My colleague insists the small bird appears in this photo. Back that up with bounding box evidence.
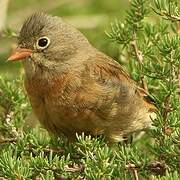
[8,13,156,143]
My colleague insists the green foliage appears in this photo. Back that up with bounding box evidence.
[0,77,30,139]
[0,147,32,179]
[106,0,149,46]
[153,0,180,21]
[0,0,179,179]
[107,0,180,178]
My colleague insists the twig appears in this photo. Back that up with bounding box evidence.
[43,146,65,154]
[28,143,65,155]
[0,0,9,31]
[125,164,139,180]
[131,34,148,92]
[132,169,139,180]
[152,8,180,22]
[161,50,177,133]
[147,161,168,176]
[162,94,171,121]
[125,161,168,177]
[64,164,84,173]
[0,138,17,144]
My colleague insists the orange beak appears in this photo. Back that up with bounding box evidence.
[7,48,33,61]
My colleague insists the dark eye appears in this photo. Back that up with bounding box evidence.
[36,37,50,49]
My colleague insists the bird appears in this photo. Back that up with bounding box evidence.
[8,13,156,143]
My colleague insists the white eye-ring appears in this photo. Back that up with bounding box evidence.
[36,36,50,50]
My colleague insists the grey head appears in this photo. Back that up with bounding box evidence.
[16,13,92,76]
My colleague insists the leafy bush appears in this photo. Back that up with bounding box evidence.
[0,0,179,179]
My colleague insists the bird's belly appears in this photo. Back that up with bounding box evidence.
[43,101,105,137]
[28,86,154,143]
[43,98,152,140]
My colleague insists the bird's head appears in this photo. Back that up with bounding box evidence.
[8,13,91,76]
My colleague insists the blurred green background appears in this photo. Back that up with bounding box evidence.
[0,0,129,78]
